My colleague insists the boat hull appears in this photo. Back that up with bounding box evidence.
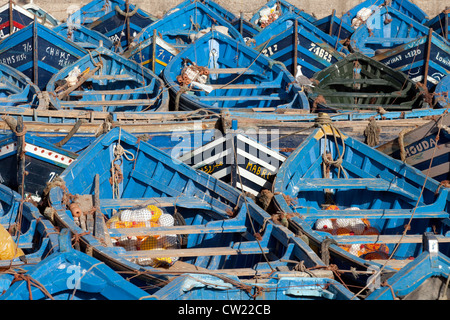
[0,22,87,90]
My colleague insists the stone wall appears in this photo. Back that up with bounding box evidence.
[20,0,449,23]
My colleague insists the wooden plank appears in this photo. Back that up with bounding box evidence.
[108,223,247,237]
[299,208,448,220]
[99,197,212,209]
[121,245,269,259]
[295,178,401,192]
[57,66,101,100]
[196,95,281,101]
[208,68,256,75]
[323,79,395,86]
[90,74,136,81]
[315,91,408,98]
[94,174,114,247]
[333,234,450,244]
[69,88,155,95]
[207,83,279,90]
[369,259,413,269]
[61,99,157,106]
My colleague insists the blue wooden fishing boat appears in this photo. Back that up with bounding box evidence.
[307,52,426,112]
[163,0,261,39]
[249,0,316,29]
[0,108,221,158]
[0,228,154,300]
[273,116,450,297]
[313,10,354,43]
[0,117,78,199]
[22,3,59,27]
[164,0,236,26]
[178,131,286,197]
[349,6,431,57]
[124,2,244,76]
[250,13,349,78]
[426,8,450,43]
[230,16,262,40]
[152,272,357,300]
[162,31,309,112]
[373,29,450,91]
[341,0,428,28]
[0,183,59,269]
[0,62,41,108]
[365,235,450,300]
[435,74,450,108]
[376,112,450,183]
[0,21,87,90]
[0,1,57,39]
[86,0,157,51]
[66,0,125,26]
[46,46,169,112]
[53,22,114,50]
[47,126,329,289]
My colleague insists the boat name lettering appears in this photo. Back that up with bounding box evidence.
[46,46,71,61]
[384,48,422,66]
[404,37,426,50]
[245,162,271,180]
[109,34,121,43]
[435,52,450,67]
[384,54,402,66]
[0,27,20,39]
[404,49,422,60]
[404,137,437,158]
[0,52,27,65]
[199,162,223,174]
[308,43,332,63]
[261,44,278,57]
[23,43,32,52]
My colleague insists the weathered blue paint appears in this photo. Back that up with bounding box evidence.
[273,122,450,292]
[152,273,357,300]
[366,246,450,300]
[426,9,450,42]
[0,131,77,197]
[125,2,244,76]
[162,31,308,112]
[373,32,450,90]
[0,22,87,90]
[313,12,354,42]
[66,0,124,25]
[341,0,428,27]
[251,14,348,78]
[46,46,169,112]
[350,6,431,57]
[0,183,59,269]
[0,62,41,108]
[23,3,60,27]
[435,74,450,108]
[250,0,316,28]
[87,1,157,51]
[48,126,327,288]
[0,228,153,300]
[53,22,114,50]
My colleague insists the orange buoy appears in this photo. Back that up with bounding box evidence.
[69,203,82,218]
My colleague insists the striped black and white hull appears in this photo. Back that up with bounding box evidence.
[179,133,286,196]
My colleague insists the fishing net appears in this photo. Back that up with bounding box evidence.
[314,205,389,258]
[106,205,178,267]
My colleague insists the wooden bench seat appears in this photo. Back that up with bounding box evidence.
[108,223,246,237]
[121,245,269,259]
